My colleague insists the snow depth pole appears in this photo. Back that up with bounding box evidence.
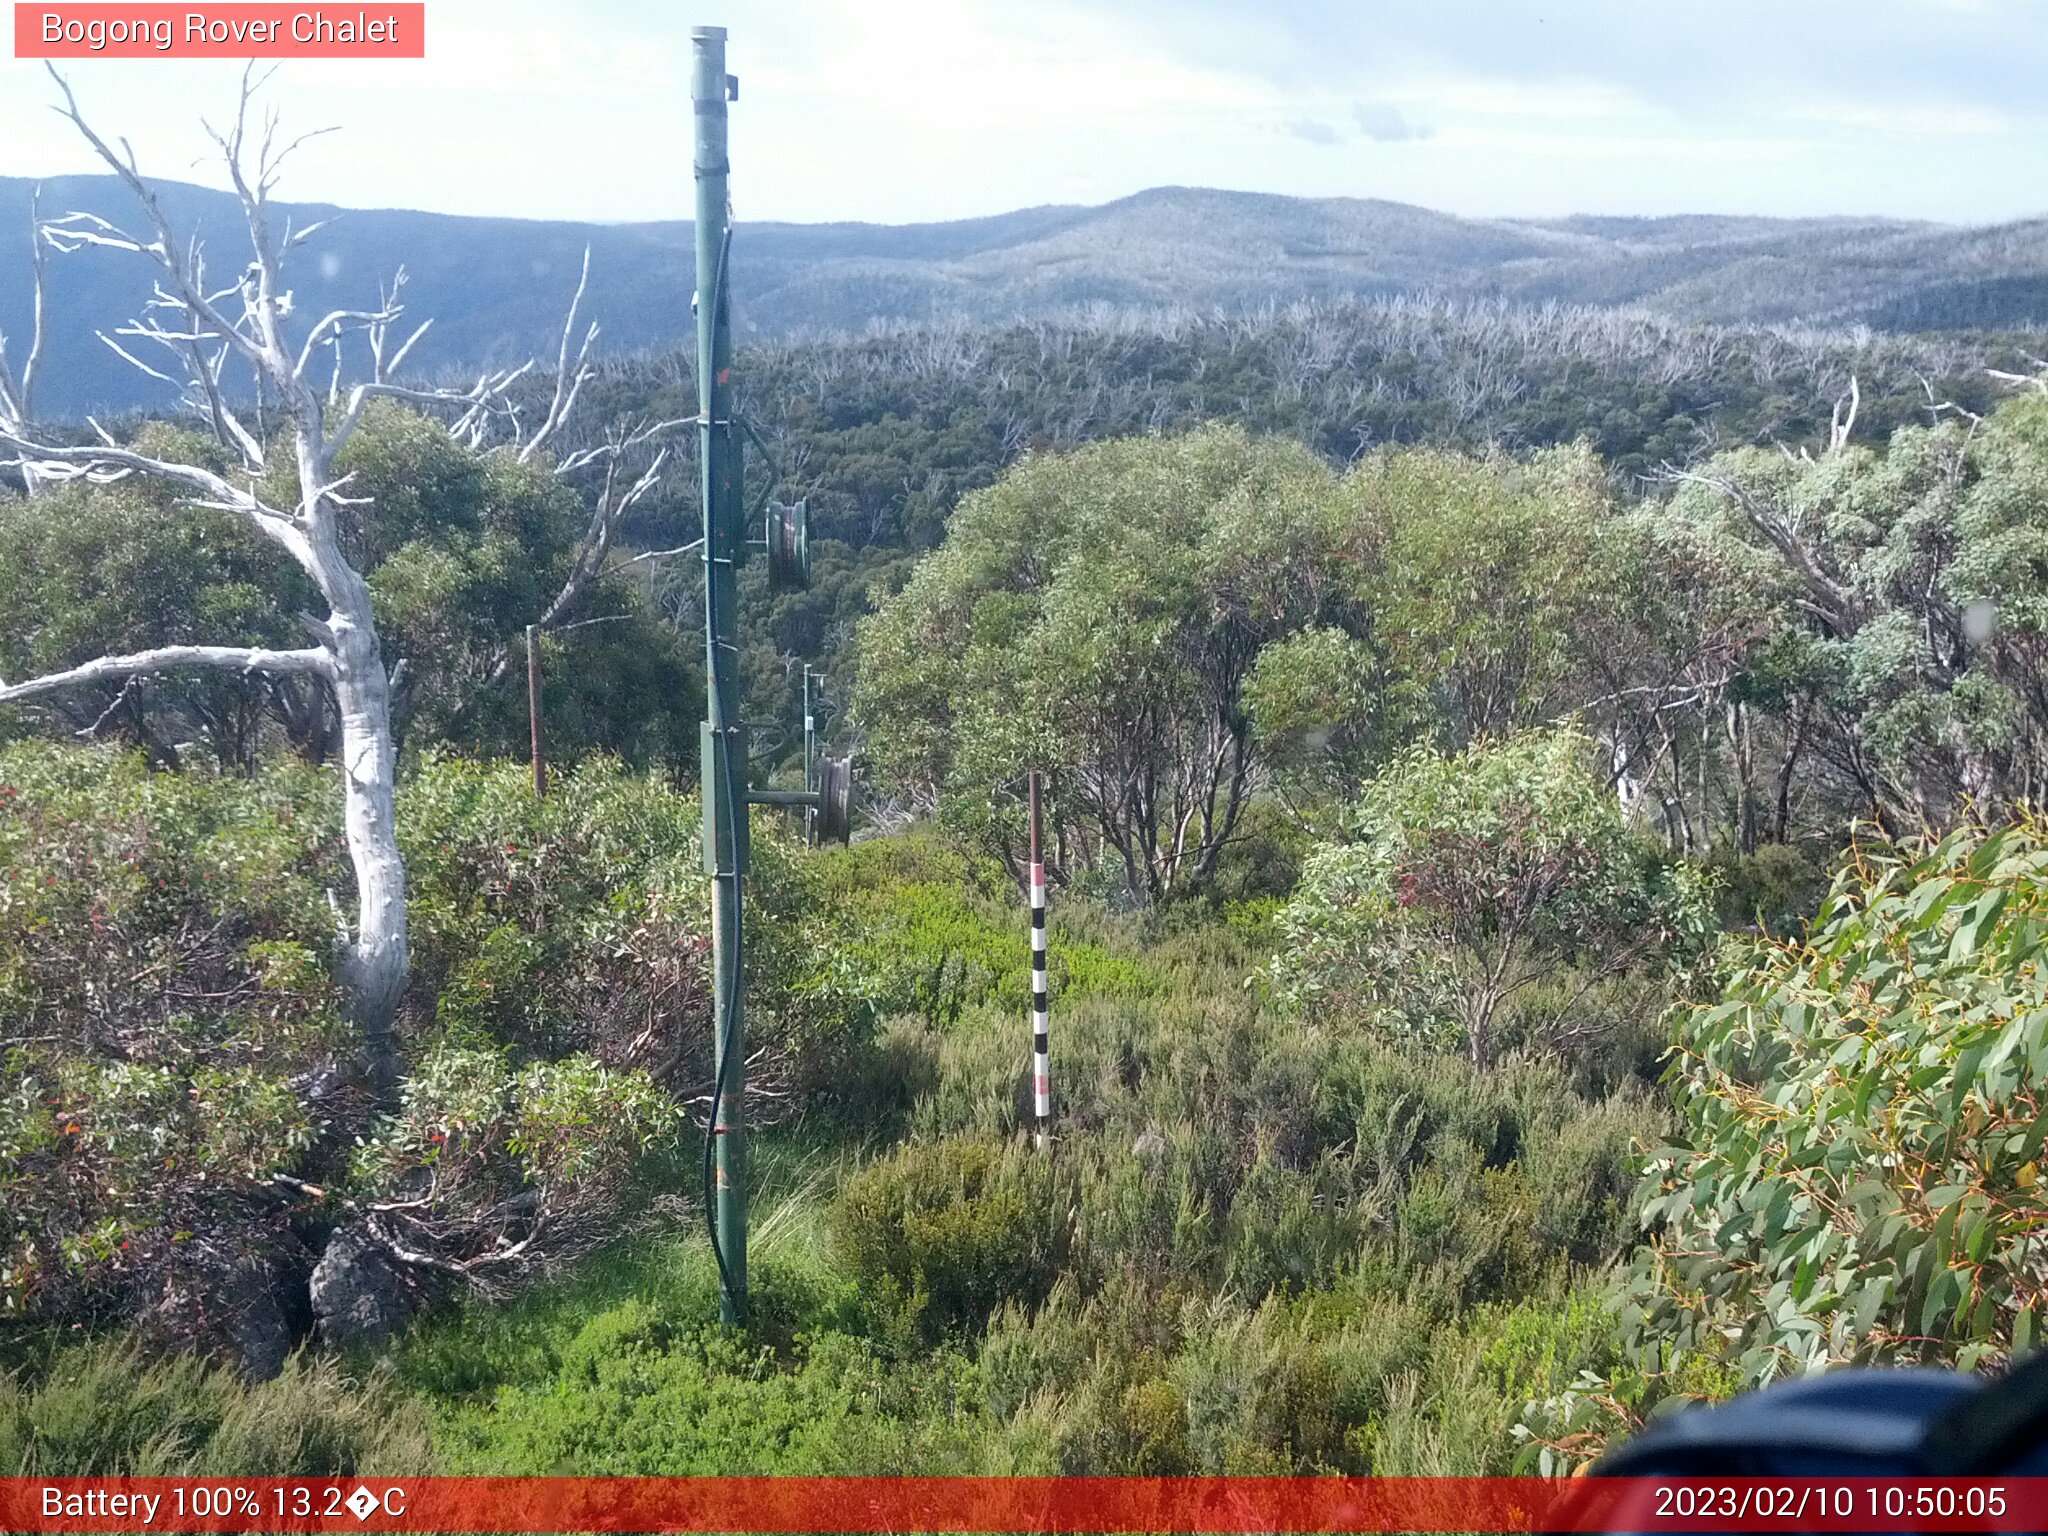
[693,23,748,1327]
[1028,770,1052,1147]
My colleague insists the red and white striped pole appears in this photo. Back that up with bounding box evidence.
[1027,769,1051,1148]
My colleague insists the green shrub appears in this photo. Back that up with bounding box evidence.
[400,752,872,1102]
[814,831,1158,1029]
[1481,1285,1623,1407]
[344,1044,684,1284]
[1705,841,1832,935]
[440,1325,857,1473]
[0,744,869,1333]
[0,744,347,1321]
[1516,817,2048,1473]
[401,1226,988,1476]
[1188,800,1316,906]
[1273,729,1715,1066]
[979,1281,1448,1474]
[830,1136,1073,1352]
[1221,1147,1375,1300]
[0,1340,432,1475]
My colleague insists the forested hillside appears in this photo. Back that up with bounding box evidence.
[7,172,2048,415]
[569,296,2035,777]
[8,119,2048,1483]
[14,291,2031,796]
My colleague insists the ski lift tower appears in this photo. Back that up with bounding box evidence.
[691,24,851,1327]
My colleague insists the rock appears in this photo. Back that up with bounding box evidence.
[310,1225,411,1350]
[222,1283,295,1380]
[289,1060,348,1105]
[143,1245,301,1381]
[1131,1126,1169,1163]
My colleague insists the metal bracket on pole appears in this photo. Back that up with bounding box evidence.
[745,755,853,846]
[702,722,751,875]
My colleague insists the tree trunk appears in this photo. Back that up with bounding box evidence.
[1773,702,1808,844]
[1466,1000,1491,1069]
[319,540,409,1085]
[1729,701,1758,854]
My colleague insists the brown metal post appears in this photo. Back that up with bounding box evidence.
[526,622,547,798]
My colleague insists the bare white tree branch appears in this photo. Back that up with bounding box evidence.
[0,644,331,705]
[0,183,50,494]
[613,538,702,572]
[1989,362,2048,395]
[518,245,597,465]
[1827,373,1860,455]
[531,436,676,631]
[0,429,309,559]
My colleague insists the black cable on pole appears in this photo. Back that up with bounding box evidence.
[699,221,744,1311]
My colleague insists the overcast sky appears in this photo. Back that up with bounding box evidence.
[3,0,2043,226]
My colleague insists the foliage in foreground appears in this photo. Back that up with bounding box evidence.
[1520,816,2048,1469]
[2,764,1685,1476]
[1636,818,2048,1378]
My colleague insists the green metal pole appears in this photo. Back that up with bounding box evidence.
[803,665,815,790]
[693,23,747,1327]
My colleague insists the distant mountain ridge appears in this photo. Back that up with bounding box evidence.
[3,175,2046,417]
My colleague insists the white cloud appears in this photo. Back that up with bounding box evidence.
[1287,118,1342,145]
[1353,102,1430,143]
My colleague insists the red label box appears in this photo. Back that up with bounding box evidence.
[14,4,425,57]
[5,1476,2048,1533]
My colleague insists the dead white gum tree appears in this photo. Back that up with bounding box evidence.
[0,183,49,496]
[0,68,678,1085]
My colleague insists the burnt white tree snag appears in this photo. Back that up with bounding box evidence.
[434,262,687,724]
[506,257,689,618]
[517,245,598,467]
[530,416,681,629]
[0,69,535,1087]
[0,183,50,495]
[1827,373,1861,456]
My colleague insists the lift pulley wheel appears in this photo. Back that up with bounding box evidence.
[766,499,810,592]
[811,754,853,846]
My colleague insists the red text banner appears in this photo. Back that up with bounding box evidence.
[3,1476,2046,1533]
[15,5,425,58]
